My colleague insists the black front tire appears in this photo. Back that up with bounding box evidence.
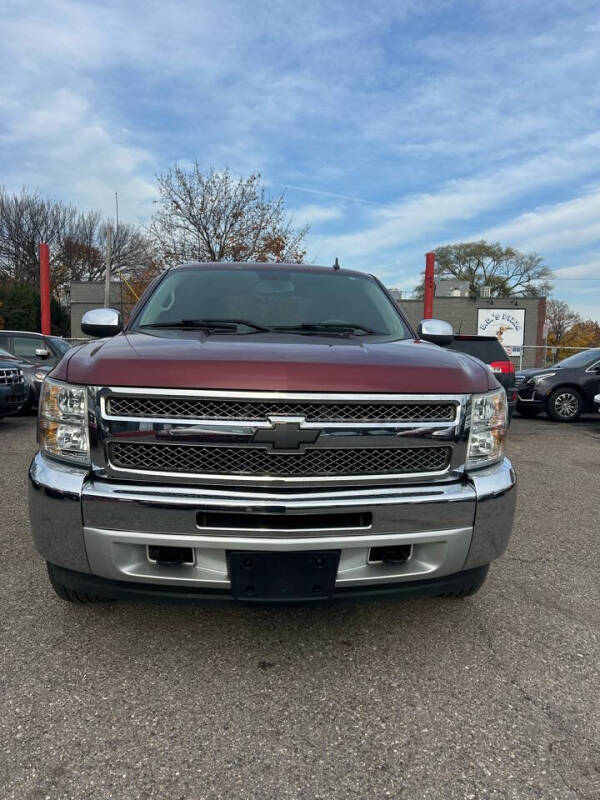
[47,562,114,604]
[436,564,489,598]
[547,387,582,422]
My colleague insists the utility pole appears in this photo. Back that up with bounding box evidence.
[104,224,112,308]
[423,252,435,319]
[39,243,51,334]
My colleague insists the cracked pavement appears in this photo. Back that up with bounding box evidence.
[1,414,599,799]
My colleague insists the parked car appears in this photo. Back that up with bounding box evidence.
[29,262,516,605]
[0,349,53,412]
[0,354,26,420]
[516,348,600,421]
[0,330,71,368]
[447,334,517,417]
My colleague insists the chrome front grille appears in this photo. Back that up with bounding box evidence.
[106,395,456,423]
[96,388,468,485]
[109,442,452,477]
[0,368,22,385]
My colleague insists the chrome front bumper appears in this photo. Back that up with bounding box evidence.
[29,453,517,592]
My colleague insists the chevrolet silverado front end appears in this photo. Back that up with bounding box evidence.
[29,263,516,604]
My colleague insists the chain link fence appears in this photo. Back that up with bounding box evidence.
[516,345,593,371]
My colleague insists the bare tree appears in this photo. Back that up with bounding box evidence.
[56,213,153,283]
[149,165,308,266]
[0,187,78,283]
[546,299,581,345]
[415,240,553,298]
[0,187,154,299]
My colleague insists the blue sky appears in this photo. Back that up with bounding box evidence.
[1,0,600,320]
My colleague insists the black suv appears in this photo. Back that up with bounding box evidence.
[0,331,71,367]
[516,348,600,422]
[0,355,26,420]
[447,335,517,415]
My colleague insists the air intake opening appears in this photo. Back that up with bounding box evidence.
[147,546,194,566]
[369,545,412,565]
[197,510,372,531]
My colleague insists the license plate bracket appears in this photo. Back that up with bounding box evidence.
[228,550,340,601]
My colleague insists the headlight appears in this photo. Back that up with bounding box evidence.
[466,388,507,469]
[38,378,90,465]
[530,372,556,385]
[34,371,47,381]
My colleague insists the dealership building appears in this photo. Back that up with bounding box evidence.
[393,294,547,368]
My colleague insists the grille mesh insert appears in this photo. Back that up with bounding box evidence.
[106,396,456,423]
[109,442,451,477]
[0,368,22,385]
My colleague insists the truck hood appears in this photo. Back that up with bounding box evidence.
[56,332,495,394]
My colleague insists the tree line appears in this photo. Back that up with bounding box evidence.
[0,166,309,333]
[545,298,600,357]
[1,164,596,351]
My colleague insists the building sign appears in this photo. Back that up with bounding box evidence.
[477,309,525,356]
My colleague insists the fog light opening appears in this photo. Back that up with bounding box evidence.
[147,546,195,566]
[368,545,412,565]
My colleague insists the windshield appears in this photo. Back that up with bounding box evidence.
[133,267,409,338]
[554,349,600,369]
[49,337,71,354]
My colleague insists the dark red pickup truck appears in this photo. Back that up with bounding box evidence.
[29,262,516,604]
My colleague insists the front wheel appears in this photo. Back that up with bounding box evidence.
[547,387,582,422]
[47,562,113,604]
[436,564,489,598]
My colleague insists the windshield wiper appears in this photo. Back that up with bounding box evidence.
[139,318,272,332]
[273,322,381,335]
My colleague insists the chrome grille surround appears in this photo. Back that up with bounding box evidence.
[90,387,471,487]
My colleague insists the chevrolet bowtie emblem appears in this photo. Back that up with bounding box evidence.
[253,418,320,450]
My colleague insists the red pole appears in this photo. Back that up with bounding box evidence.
[39,243,51,335]
[423,251,435,319]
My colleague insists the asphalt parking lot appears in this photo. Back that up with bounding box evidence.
[1,414,599,800]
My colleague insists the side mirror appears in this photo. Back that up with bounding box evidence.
[35,347,50,358]
[417,318,454,346]
[81,308,122,338]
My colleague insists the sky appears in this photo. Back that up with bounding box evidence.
[1,0,600,320]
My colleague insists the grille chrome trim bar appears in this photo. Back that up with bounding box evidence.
[103,387,464,401]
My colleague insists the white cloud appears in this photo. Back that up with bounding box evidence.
[309,137,600,262]
[553,258,600,280]
[477,190,600,254]
[291,204,343,227]
[1,86,157,221]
